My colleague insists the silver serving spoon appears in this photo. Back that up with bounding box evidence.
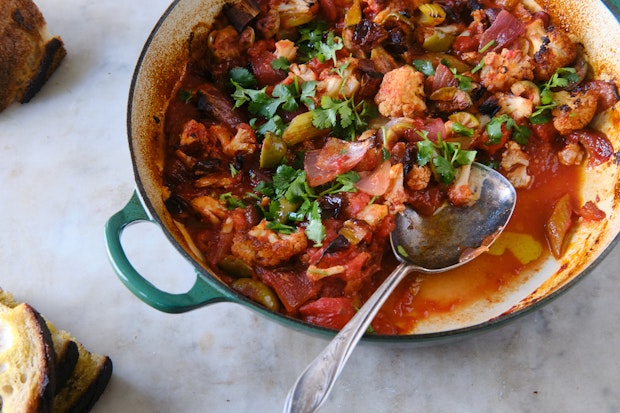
[283,162,516,413]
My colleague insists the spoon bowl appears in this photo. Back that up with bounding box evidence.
[284,162,516,413]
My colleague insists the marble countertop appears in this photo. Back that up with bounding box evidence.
[1,0,619,412]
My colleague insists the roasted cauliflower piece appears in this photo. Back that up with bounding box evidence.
[496,92,533,120]
[551,89,598,136]
[405,164,432,191]
[525,19,577,81]
[480,49,534,92]
[210,123,257,157]
[501,141,531,188]
[558,142,585,166]
[231,220,309,267]
[375,65,427,118]
[191,196,229,225]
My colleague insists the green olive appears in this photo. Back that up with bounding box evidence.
[231,278,281,312]
[423,30,455,52]
[260,132,287,169]
[275,198,300,224]
[218,256,254,278]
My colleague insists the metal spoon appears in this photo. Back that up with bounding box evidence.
[283,162,516,413]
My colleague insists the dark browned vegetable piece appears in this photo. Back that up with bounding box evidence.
[545,193,573,258]
[223,0,261,31]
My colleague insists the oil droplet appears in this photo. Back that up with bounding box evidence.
[488,232,542,264]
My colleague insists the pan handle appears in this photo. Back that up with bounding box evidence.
[104,191,229,313]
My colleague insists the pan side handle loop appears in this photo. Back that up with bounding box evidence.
[104,191,228,313]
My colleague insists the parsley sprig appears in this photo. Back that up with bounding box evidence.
[229,68,317,137]
[416,131,477,184]
[486,114,530,145]
[297,21,344,64]
[530,67,579,124]
[255,165,360,245]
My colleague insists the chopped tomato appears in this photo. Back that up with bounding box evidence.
[299,297,356,329]
[577,201,606,221]
[249,50,287,87]
[452,35,479,53]
[567,130,614,166]
[531,122,559,143]
[257,267,319,313]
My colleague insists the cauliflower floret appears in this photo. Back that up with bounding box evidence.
[375,65,427,118]
[275,39,297,61]
[448,164,476,207]
[496,92,533,120]
[289,63,317,83]
[525,19,577,81]
[405,164,431,191]
[231,220,308,267]
[317,57,361,99]
[558,142,585,166]
[551,89,598,136]
[480,49,534,92]
[210,123,257,157]
[501,141,531,188]
[179,119,207,147]
[191,196,228,225]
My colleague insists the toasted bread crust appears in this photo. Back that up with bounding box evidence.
[0,302,57,413]
[0,0,66,111]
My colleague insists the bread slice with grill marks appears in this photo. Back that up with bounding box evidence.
[0,302,57,413]
[0,288,113,413]
[0,0,67,111]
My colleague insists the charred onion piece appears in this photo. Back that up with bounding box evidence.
[223,0,261,31]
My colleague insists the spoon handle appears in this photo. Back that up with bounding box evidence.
[283,262,414,413]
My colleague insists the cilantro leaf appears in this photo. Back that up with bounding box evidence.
[487,114,530,145]
[229,67,257,88]
[412,59,435,76]
[271,57,290,71]
[416,131,477,184]
[529,67,579,124]
[305,201,326,246]
[219,192,245,210]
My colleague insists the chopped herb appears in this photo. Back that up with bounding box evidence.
[297,21,343,65]
[530,67,579,124]
[413,59,436,76]
[471,59,485,74]
[266,221,296,234]
[451,122,475,137]
[230,164,240,177]
[219,192,245,210]
[396,245,410,258]
[449,67,473,92]
[479,39,496,53]
[271,56,290,71]
[229,68,316,137]
[487,114,530,145]
[416,131,477,184]
[178,89,193,103]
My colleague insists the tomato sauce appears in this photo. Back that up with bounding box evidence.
[160,0,615,334]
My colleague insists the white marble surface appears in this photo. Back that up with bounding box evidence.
[1,0,619,412]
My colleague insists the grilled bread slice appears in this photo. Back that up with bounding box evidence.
[0,302,57,413]
[0,289,78,394]
[0,0,67,111]
[0,288,113,413]
[52,337,113,413]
